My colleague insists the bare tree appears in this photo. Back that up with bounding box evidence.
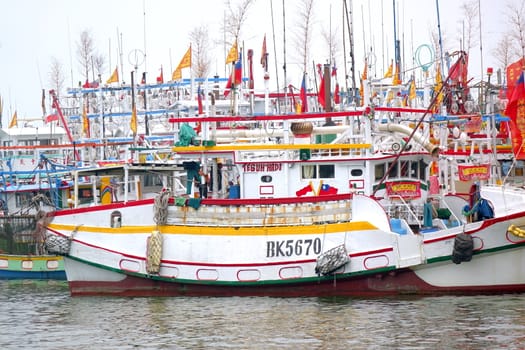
[190,25,212,78]
[321,25,341,70]
[48,57,66,98]
[77,29,104,82]
[92,54,105,80]
[507,1,525,59]
[457,0,479,54]
[493,34,517,75]
[293,0,315,72]
[223,0,255,45]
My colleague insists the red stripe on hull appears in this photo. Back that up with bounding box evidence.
[68,269,525,297]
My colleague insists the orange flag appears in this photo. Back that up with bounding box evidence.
[172,46,192,81]
[8,111,17,128]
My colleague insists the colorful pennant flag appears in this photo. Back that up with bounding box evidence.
[300,73,308,113]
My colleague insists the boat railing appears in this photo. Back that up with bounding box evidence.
[385,195,422,228]
[235,144,371,163]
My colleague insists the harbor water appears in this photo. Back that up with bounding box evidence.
[1,280,525,349]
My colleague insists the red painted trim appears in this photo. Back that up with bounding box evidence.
[350,247,393,257]
[52,198,155,216]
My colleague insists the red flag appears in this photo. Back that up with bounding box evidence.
[156,67,164,84]
[318,74,326,108]
[300,73,308,113]
[224,75,233,97]
[45,114,59,123]
[507,58,525,99]
[316,63,325,107]
[334,83,340,104]
[331,65,337,77]
[448,52,469,86]
[505,72,525,159]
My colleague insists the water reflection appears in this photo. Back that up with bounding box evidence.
[1,281,525,349]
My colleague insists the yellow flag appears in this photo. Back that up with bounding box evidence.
[392,63,401,85]
[172,46,192,80]
[359,59,367,106]
[8,111,17,128]
[434,63,444,111]
[106,66,119,84]
[130,104,137,135]
[384,60,393,78]
[225,41,238,64]
[172,68,182,81]
[409,78,416,101]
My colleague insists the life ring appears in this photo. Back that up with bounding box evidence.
[391,142,401,152]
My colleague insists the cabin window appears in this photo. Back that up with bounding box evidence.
[350,169,363,177]
[410,161,419,179]
[301,165,316,179]
[375,164,385,181]
[261,175,272,183]
[400,161,409,177]
[77,187,94,205]
[419,160,427,180]
[319,165,335,178]
[300,164,335,179]
[388,162,398,178]
[110,211,122,228]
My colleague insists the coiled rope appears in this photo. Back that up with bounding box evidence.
[153,190,170,226]
[508,225,525,238]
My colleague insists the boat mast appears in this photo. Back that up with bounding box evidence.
[343,0,357,105]
[282,0,288,112]
[393,0,401,83]
[435,0,444,72]
[270,0,281,113]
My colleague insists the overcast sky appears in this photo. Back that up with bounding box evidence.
[0,0,517,125]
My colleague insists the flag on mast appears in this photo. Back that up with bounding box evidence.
[226,41,238,65]
[106,66,119,84]
[172,46,192,81]
[8,111,17,128]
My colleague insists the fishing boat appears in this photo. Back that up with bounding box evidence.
[41,79,525,296]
